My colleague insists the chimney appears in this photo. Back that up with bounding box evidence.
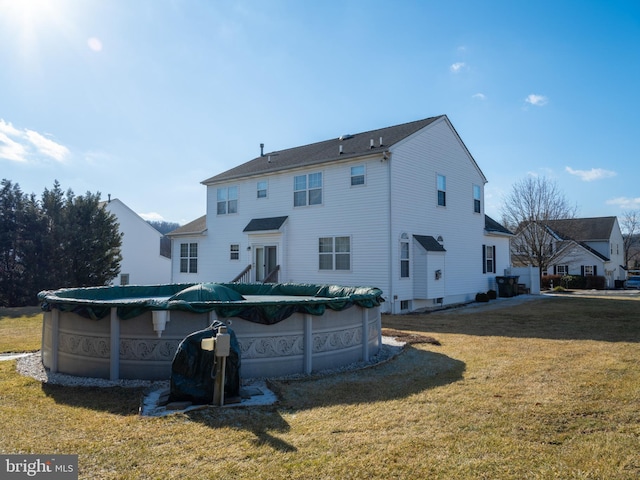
[260,143,264,157]
[108,194,111,203]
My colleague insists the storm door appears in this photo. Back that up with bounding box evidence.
[255,245,277,282]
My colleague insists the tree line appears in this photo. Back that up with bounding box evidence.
[0,179,122,307]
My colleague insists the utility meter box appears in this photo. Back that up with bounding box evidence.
[215,333,231,357]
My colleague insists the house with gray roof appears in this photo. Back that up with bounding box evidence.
[512,216,625,287]
[169,115,513,313]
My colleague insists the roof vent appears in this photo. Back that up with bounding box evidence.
[339,134,354,141]
[339,145,343,155]
[260,143,264,157]
[370,139,374,149]
[379,136,383,147]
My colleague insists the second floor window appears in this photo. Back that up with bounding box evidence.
[294,172,322,207]
[217,186,238,215]
[437,174,446,207]
[473,184,481,213]
[351,165,365,186]
[180,243,198,273]
[257,181,267,198]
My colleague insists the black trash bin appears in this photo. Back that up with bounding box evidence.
[496,276,520,297]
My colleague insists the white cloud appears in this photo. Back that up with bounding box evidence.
[606,197,640,210]
[25,129,70,162]
[0,131,28,162]
[472,93,486,100]
[565,166,616,182]
[0,119,69,163]
[525,94,548,106]
[450,62,466,73]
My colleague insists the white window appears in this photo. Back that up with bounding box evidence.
[483,245,495,274]
[257,181,267,199]
[319,236,350,270]
[180,243,198,273]
[294,172,322,207]
[351,165,365,186]
[473,184,481,213]
[400,234,409,278]
[217,186,238,215]
[584,265,594,276]
[230,244,239,260]
[437,174,446,206]
[556,265,569,275]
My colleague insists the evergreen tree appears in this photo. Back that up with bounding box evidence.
[0,180,25,306]
[0,179,123,306]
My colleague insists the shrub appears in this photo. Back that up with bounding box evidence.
[475,292,490,303]
[487,289,497,300]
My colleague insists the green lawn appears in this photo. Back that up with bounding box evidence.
[1,296,639,479]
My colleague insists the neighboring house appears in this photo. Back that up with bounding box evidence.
[166,215,207,279]
[102,198,172,285]
[169,115,513,313]
[511,216,625,287]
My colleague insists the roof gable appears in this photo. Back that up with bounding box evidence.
[202,116,445,184]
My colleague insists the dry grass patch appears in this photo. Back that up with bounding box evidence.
[0,306,42,352]
[1,296,639,479]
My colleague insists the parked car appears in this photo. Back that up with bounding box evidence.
[625,276,640,289]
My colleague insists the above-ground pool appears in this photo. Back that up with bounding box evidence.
[38,283,384,380]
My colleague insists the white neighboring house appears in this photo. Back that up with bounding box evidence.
[512,216,626,288]
[168,115,513,313]
[102,198,171,285]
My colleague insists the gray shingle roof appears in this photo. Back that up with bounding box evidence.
[243,216,288,232]
[545,217,616,241]
[485,215,513,235]
[202,116,445,184]
[166,215,207,236]
[413,235,446,252]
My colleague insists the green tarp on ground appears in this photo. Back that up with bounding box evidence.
[38,283,384,324]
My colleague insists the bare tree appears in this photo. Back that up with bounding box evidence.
[620,210,640,270]
[501,176,578,276]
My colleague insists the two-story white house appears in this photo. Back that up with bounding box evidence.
[102,198,172,285]
[511,216,625,288]
[169,115,512,313]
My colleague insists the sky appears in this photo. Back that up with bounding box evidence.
[1,0,639,227]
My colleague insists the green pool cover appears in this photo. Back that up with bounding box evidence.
[38,283,384,324]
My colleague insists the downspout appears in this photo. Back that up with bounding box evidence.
[386,150,394,314]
